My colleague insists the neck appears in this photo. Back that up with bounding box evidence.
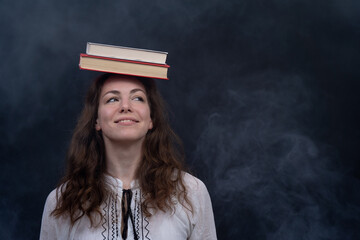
[104,139,144,189]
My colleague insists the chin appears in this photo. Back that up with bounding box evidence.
[109,135,147,143]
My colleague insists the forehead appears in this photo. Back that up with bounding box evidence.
[101,75,146,93]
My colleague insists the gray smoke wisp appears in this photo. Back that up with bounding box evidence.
[192,71,360,239]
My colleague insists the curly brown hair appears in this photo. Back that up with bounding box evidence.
[51,73,192,226]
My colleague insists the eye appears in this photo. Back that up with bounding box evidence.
[106,97,119,103]
[133,96,145,102]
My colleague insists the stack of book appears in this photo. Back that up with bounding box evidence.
[79,42,170,80]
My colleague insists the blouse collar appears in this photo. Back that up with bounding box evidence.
[104,174,140,191]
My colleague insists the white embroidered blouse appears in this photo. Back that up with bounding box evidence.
[40,173,217,240]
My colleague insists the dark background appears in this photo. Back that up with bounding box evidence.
[1,0,359,239]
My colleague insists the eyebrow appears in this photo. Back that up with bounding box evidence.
[102,88,146,98]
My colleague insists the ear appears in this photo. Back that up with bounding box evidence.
[148,119,153,130]
[95,119,101,131]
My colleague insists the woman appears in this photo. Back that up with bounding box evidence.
[40,73,217,240]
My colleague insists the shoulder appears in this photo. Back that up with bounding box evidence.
[182,172,207,192]
[43,188,60,211]
[43,184,67,213]
[40,187,73,240]
[180,173,218,239]
[181,172,212,207]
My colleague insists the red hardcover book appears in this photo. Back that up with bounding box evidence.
[79,53,170,80]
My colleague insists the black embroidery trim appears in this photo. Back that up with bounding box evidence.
[101,195,112,240]
[144,215,150,240]
[111,194,116,240]
[115,193,119,238]
[140,191,144,240]
[142,192,150,240]
[101,188,151,240]
[101,196,108,240]
[135,191,140,237]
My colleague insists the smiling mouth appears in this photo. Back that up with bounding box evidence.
[115,119,139,123]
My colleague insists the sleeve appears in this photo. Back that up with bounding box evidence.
[186,174,217,240]
[39,189,71,240]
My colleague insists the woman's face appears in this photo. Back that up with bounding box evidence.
[95,75,153,145]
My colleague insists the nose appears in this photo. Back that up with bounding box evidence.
[119,98,132,113]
